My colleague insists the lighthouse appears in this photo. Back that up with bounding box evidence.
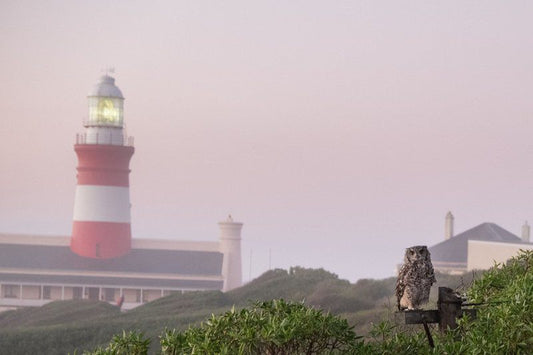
[70,74,134,259]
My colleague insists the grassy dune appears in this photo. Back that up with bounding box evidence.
[0,267,472,354]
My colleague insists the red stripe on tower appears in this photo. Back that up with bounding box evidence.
[70,74,135,259]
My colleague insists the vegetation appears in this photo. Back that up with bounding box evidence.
[84,250,533,354]
[0,265,477,354]
[356,250,533,354]
[85,331,150,355]
[457,251,533,353]
[81,300,361,355]
[159,300,359,354]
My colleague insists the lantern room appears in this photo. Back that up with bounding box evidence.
[87,75,124,127]
[79,74,128,146]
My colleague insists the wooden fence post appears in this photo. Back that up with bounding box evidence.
[438,287,462,332]
[404,286,477,347]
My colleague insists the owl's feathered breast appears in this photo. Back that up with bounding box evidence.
[396,259,436,310]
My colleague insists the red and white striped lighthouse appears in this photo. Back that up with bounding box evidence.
[71,74,134,259]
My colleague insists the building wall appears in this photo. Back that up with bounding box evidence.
[0,282,194,310]
[467,240,533,270]
[432,261,467,275]
[0,233,237,310]
[0,234,69,246]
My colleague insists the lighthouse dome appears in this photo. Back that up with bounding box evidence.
[89,75,124,99]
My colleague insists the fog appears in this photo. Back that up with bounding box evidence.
[1,1,532,281]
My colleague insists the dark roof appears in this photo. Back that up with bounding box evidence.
[0,244,223,276]
[429,223,524,263]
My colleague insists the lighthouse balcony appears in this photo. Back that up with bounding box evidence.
[76,132,134,146]
[83,118,123,128]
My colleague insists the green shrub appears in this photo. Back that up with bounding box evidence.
[84,330,150,355]
[159,299,361,354]
[358,250,533,354]
[458,250,533,354]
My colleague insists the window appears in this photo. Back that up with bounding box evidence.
[142,289,161,303]
[122,289,141,303]
[87,287,99,301]
[43,286,61,300]
[2,284,19,298]
[21,285,41,300]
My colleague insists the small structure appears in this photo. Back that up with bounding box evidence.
[430,213,532,274]
[219,215,243,292]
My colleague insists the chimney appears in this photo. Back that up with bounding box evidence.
[445,211,454,240]
[522,221,530,243]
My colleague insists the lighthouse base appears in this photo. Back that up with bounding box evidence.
[71,221,131,259]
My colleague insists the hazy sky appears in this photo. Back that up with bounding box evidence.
[1,1,533,282]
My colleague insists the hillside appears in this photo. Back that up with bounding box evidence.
[0,267,473,354]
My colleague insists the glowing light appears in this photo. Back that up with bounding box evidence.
[98,99,119,123]
[88,97,123,126]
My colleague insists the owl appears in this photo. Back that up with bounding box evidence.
[396,245,436,311]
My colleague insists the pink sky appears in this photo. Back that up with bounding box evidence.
[1,1,532,281]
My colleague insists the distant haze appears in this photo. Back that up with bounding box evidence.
[1,1,532,282]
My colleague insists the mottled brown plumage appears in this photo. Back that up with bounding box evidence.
[396,245,436,311]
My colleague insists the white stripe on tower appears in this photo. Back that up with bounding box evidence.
[73,185,131,223]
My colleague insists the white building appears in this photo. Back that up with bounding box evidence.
[429,212,531,274]
[0,217,242,311]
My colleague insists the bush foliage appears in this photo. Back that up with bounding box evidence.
[0,257,518,354]
[159,299,360,354]
[357,250,533,354]
[83,300,361,354]
[84,330,150,355]
[87,250,533,354]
